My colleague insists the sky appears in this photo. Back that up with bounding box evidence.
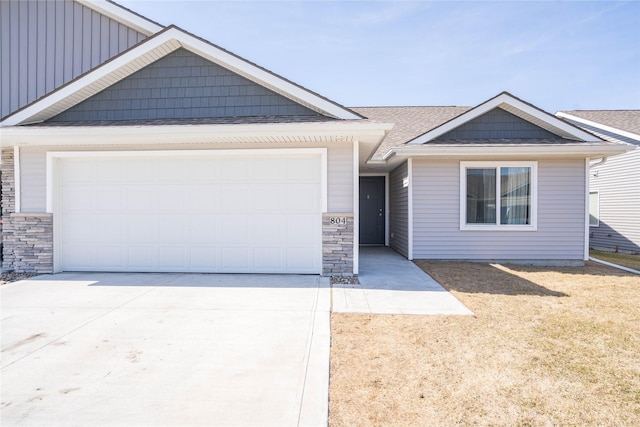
[117,0,640,113]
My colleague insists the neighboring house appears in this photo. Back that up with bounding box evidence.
[556,110,640,254]
[0,0,631,275]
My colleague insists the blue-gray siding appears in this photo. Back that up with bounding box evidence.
[48,48,320,122]
[439,108,559,140]
[411,159,586,261]
[389,162,409,257]
[590,149,640,253]
[0,0,146,119]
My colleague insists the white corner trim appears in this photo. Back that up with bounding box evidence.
[459,161,538,232]
[556,111,640,142]
[13,146,20,213]
[584,158,590,261]
[353,140,360,275]
[77,0,163,35]
[407,93,602,145]
[407,158,413,260]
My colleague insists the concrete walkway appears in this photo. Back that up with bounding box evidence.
[332,247,472,315]
[1,273,330,426]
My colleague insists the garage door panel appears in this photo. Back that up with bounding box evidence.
[221,185,250,212]
[127,159,158,182]
[63,215,97,243]
[286,157,319,181]
[58,153,322,273]
[128,216,158,243]
[96,215,126,243]
[158,247,187,270]
[128,246,157,270]
[62,160,96,184]
[96,188,124,211]
[158,185,188,212]
[63,188,97,213]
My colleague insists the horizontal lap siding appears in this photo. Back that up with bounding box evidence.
[590,149,640,253]
[389,162,408,257]
[18,142,353,214]
[412,159,585,260]
[0,0,146,118]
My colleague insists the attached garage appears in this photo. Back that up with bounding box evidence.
[49,149,326,274]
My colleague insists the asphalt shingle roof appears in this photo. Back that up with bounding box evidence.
[559,110,640,136]
[351,106,471,159]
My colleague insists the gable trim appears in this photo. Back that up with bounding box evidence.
[77,0,164,36]
[406,92,602,144]
[1,26,362,127]
[556,111,640,142]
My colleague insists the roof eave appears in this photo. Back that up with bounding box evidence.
[384,143,634,160]
[0,120,394,147]
[556,111,640,142]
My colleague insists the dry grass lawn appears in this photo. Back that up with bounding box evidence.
[591,250,640,271]
[329,261,640,426]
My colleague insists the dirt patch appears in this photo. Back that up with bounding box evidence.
[329,261,640,426]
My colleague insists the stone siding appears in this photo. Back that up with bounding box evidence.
[322,213,354,276]
[1,148,54,273]
[6,214,54,273]
[1,147,16,270]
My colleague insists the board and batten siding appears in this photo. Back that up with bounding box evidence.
[0,0,147,119]
[590,148,640,253]
[411,159,586,261]
[389,161,409,257]
[17,142,354,214]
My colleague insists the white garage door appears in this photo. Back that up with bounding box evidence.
[57,151,322,273]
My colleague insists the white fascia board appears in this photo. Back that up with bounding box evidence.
[0,121,392,147]
[556,112,640,142]
[1,27,361,127]
[386,143,634,159]
[77,0,163,35]
[407,93,602,145]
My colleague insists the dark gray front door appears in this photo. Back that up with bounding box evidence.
[359,176,385,245]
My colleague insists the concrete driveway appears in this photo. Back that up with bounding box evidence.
[1,273,330,426]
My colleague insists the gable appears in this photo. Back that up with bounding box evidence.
[438,108,560,140]
[47,49,322,122]
[0,0,148,119]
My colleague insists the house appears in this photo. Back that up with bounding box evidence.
[556,110,640,254]
[0,0,631,275]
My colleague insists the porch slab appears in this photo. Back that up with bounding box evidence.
[332,247,472,315]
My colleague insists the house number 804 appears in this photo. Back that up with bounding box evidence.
[329,217,347,225]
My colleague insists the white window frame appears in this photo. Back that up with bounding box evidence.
[460,161,538,231]
[589,191,600,227]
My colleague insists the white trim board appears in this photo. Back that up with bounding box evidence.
[77,0,164,35]
[556,112,640,142]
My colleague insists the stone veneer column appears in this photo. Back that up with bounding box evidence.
[1,148,54,273]
[322,213,354,276]
[1,147,16,271]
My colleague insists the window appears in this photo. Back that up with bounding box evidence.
[461,162,537,230]
[589,191,599,227]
